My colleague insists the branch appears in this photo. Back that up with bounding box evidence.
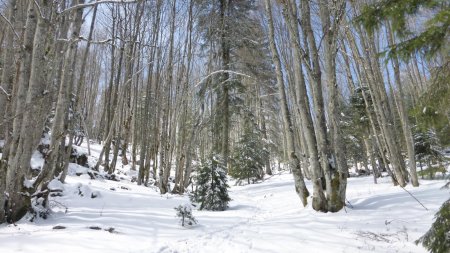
[0,86,11,99]
[0,12,20,40]
[57,36,114,45]
[33,0,45,20]
[59,0,139,14]
[195,70,252,88]
[79,37,113,45]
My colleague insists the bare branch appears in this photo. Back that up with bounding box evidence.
[33,0,45,20]
[195,70,252,88]
[57,36,113,45]
[0,86,11,98]
[59,0,139,14]
[79,37,113,45]
[0,12,20,40]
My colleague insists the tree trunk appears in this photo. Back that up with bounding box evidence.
[318,0,348,212]
[0,0,19,139]
[219,0,230,169]
[37,0,85,189]
[4,0,53,223]
[386,25,419,187]
[265,0,309,207]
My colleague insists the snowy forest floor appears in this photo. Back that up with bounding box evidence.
[0,143,449,253]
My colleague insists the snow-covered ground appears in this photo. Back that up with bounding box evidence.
[0,165,448,253]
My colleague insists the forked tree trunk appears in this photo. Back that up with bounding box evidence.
[265,0,309,207]
[318,0,348,212]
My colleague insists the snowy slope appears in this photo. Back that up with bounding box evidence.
[0,167,448,253]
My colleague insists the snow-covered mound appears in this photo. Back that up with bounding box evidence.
[0,168,448,253]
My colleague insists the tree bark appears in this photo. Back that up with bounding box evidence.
[318,0,348,212]
[386,25,419,187]
[4,0,53,223]
[265,0,309,207]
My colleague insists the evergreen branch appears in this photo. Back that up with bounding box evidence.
[355,0,449,60]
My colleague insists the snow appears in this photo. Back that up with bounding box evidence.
[68,163,89,176]
[30,150,44,170]
[0,169,448,252]
[40,133,51,146]
[48,179,65,192]
[0,141,448,252]
[23,179,35,189]
[0,139,4,159]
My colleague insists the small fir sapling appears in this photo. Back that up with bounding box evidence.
[229,117,268,184]
[190,156,231,211]
[175,203,197,227]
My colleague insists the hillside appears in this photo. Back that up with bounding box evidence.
[0,145,448,253]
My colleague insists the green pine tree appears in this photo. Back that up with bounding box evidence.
[355,0,449,60]
[416,199,450,253]
[230,116,268,184]
[191,156,231,211]
[413,127,445,179]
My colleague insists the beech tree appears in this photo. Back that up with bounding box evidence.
[0,0,446,224]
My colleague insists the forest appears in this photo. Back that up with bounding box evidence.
[0,0,449,252]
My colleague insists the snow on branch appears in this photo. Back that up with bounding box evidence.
[0,86,11,99]
[59,0,139,14]
[195,70,252,88]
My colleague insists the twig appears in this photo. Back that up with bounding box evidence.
[398,184,428,211]
[100,203,105,216]
[390,173,428,211]
[49,200,68,213]
[345,198,354,209]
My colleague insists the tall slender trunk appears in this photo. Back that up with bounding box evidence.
[37,0,85,189]
[72,3,98,158]
[0,0,19,139]
[318,0,348,212]
[3,0,53,223]
[158,0,177,194]
[299,1,332,195]
[265,0,309,207]
[386,25,419,187]
[219,0,230,169]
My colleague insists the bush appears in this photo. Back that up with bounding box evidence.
[417,166,447,179]
[175,204,197,227]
